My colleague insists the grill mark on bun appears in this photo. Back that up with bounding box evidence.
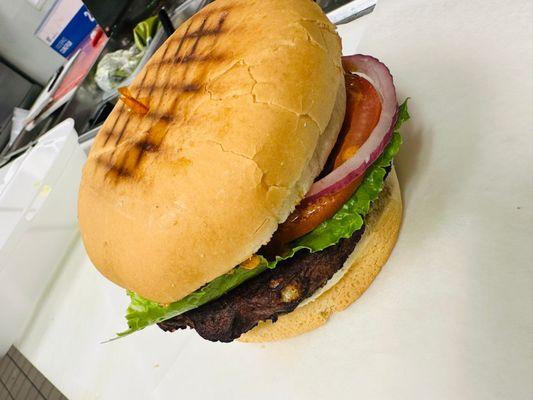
[112,118,128,148]
[196,6,233,20]
[147,22,194,99]
[96,103,127,175]
[97,135,161,182]
[96,22,191,181]
[100,10,230,183]
[110,19,187,149]
[135,138,159,153]
[131,20,196,114]
[125,20,204,173]
[97,155,133,179]
[183,82,201,92]
[144,112,175,122]
[138,82,202,94]
[131,135,162,170]
[187,17,209,58]
[101,53,153,147]
[182,27,226,39]
[155,53,225,66]
[101,103,125,147]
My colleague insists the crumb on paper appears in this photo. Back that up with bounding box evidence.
[40,184,51,196]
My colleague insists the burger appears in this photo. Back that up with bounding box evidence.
[78,0,410,342]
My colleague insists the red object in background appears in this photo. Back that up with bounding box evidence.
[91,28,104,47]
[52,26,108,101]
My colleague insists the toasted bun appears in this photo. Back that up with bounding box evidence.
[78,0,344,303]
[240,167,403,342]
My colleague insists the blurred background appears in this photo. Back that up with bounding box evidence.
[0,0,374,164]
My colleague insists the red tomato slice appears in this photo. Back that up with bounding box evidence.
[268,74,382,249]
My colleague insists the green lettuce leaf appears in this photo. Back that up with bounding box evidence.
[116,100,409,338]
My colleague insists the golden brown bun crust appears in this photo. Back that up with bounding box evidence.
[78,0,343,303]
[240,167,403,342]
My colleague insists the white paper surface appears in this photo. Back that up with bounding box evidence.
[17,1,533,399]
[0,119,84,356]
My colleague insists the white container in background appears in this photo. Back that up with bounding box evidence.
[0,119,85,356]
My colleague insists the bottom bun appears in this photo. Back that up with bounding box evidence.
[240,166,403,342]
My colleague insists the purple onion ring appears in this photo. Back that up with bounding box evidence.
[304,54,399,203]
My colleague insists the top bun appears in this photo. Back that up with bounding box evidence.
[78,0,344,303]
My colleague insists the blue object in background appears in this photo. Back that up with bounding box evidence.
[50,5,97,58]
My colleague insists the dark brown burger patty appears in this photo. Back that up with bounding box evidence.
[158,227,364,342]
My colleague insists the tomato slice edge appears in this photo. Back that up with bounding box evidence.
[267,74,382,251]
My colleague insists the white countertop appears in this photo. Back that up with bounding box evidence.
[18,1,533,399]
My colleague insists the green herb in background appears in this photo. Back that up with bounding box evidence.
[134,16,161,51]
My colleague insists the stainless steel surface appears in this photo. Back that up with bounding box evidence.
[326,0,377,25]
[78,124,101,144]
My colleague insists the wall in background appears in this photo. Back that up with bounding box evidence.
[0,0,63,85]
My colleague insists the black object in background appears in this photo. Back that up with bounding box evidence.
[82,0,184,36]
[0,60,41,154]
[87,100,116,132]
[158,8,176,37]
[82,0,130,33]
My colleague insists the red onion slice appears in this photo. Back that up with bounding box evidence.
[304,55,398,203]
